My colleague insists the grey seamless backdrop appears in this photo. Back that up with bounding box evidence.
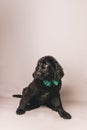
[0,0,87,130]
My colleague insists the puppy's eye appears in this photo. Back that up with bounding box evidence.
[42,64,48,69]
[45,64,48,68]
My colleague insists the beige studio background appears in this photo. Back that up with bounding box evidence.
[0,0,87,130]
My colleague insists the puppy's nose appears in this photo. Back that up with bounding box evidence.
[37,72,41,77]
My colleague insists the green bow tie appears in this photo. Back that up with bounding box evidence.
[43,80,59,87]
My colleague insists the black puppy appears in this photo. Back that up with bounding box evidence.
[13,56,71,119]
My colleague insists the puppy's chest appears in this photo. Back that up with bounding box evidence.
[39,92,49,98]
[36,89,53,103]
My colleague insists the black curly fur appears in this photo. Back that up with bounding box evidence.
[13,56,71,119]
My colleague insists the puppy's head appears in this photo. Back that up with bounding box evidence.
[33,56,64,81]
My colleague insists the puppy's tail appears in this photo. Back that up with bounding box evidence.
[13,94,22,98]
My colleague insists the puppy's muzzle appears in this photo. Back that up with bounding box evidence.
[33,72,42,79]
[36,72,41,78]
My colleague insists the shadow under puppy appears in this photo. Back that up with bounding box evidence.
[13,56,71,119]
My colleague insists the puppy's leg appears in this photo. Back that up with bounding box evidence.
[25,103,40,111]
[47,94,71,119]
[16,86,38,115]
[16,96,29,115]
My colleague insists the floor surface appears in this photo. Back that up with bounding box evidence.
[0,96,87,130]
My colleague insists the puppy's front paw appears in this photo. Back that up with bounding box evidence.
[16,108,25,115]
[59,111,72,119]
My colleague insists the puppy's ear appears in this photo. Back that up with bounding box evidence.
[59,68,64,78]
[55,62,64,79]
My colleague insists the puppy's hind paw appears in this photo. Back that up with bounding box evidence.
[16,108,25,115]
